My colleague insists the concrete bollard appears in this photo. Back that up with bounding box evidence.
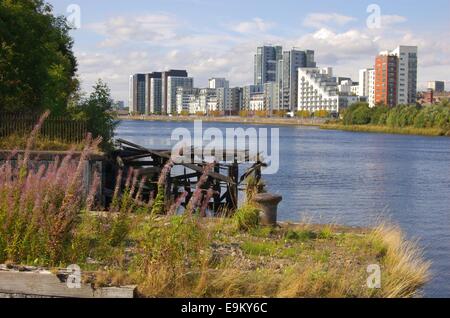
[253,193,282,226]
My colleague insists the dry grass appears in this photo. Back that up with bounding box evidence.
[0,134,84,151]
[321,123,445,137]
[370,223,431,298]
[83,217,430,298]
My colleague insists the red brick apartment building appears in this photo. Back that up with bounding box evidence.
[375,53,398,107]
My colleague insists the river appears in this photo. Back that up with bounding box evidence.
[116,119,450,297]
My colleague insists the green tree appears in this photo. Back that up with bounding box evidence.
[370,105,389,125]
[70,80,117,151]
[343,102,372,125]
[0,0,77,114]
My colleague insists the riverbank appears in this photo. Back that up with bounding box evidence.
[321,123,447,137]
[2,212,430,298]
[119,115,327,127]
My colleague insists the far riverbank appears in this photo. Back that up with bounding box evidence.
[118,115,327,126]
[320,123,448,137]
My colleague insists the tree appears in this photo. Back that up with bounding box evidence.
[69,80,117,151]
[0,0,77,114]
[343,102,372,125]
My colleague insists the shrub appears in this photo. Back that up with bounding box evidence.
[233,205,260,231]
[239,110,250,117]
[296,110,311,118]
[314,110,330,118]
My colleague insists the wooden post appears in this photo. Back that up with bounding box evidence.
[212,163,221,215]
[229,160,239,211]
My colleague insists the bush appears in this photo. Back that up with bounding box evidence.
[239,110,250,117]
[314,110,330,118]
[233,205,260,231]
[296,110,311,118]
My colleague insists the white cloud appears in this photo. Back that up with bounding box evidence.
[303,13,357,29]
[230,18,275,34]
[76,13,450,103]
[87,14,180,47]
[380,15,407,27]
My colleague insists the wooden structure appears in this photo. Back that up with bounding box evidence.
[110,139,266,214]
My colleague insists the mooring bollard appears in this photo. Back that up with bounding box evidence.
[253,193,282,226]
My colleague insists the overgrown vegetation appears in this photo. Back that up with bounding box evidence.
[0,134,85,151]
[328,101,450,136]
[0,1,117,151]
[0,116,430,298]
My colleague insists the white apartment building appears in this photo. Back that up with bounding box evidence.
[390,46,418,105]
[359,68,376,107]
[358,68,373,97]
[199,88,217,114]
[337,79,353,95]
[176,87,199,114]
[368,69,375,107]
[249,93,265,111]
[208,78,231,112]
[297,67,339,114]
[167,76,194,114]
[351,84,359,96]
[207,96,220,113]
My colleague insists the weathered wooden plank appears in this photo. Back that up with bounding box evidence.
[0,269,135,298]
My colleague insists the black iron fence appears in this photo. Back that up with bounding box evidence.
[0,112,87,143]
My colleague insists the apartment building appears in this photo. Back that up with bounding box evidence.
[375,53,398,107]
[297,67,340,114]
[390,46,418,105]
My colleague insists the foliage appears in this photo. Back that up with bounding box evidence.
[69,80,117,151]
[341,101,450,135]
[343,103,373,125]
[272,110,288,118]
[0,113,101,266]
[254,110,268,117]
[313,110,331,118]
[239,110,250,117]
[208,110,223,117]
[296,110,311,118]
[0,0,78,114]
[232,204,260,231]
[244,175,266,202]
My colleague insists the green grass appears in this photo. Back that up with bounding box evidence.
[321,123,446,137]
[241,240,279,256]
[0,134,84,150]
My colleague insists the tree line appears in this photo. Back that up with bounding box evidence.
[341,101,450,132]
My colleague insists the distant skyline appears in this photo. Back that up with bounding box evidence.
[48,0,450,104]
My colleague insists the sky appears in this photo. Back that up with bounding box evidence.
[48,0,450,104]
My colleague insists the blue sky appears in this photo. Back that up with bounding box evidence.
[49,0,450,103]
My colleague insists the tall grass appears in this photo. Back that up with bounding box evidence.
[371,223,431,298]
[0,112,101,265]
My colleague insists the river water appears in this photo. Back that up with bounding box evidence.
[116,120,450,297]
